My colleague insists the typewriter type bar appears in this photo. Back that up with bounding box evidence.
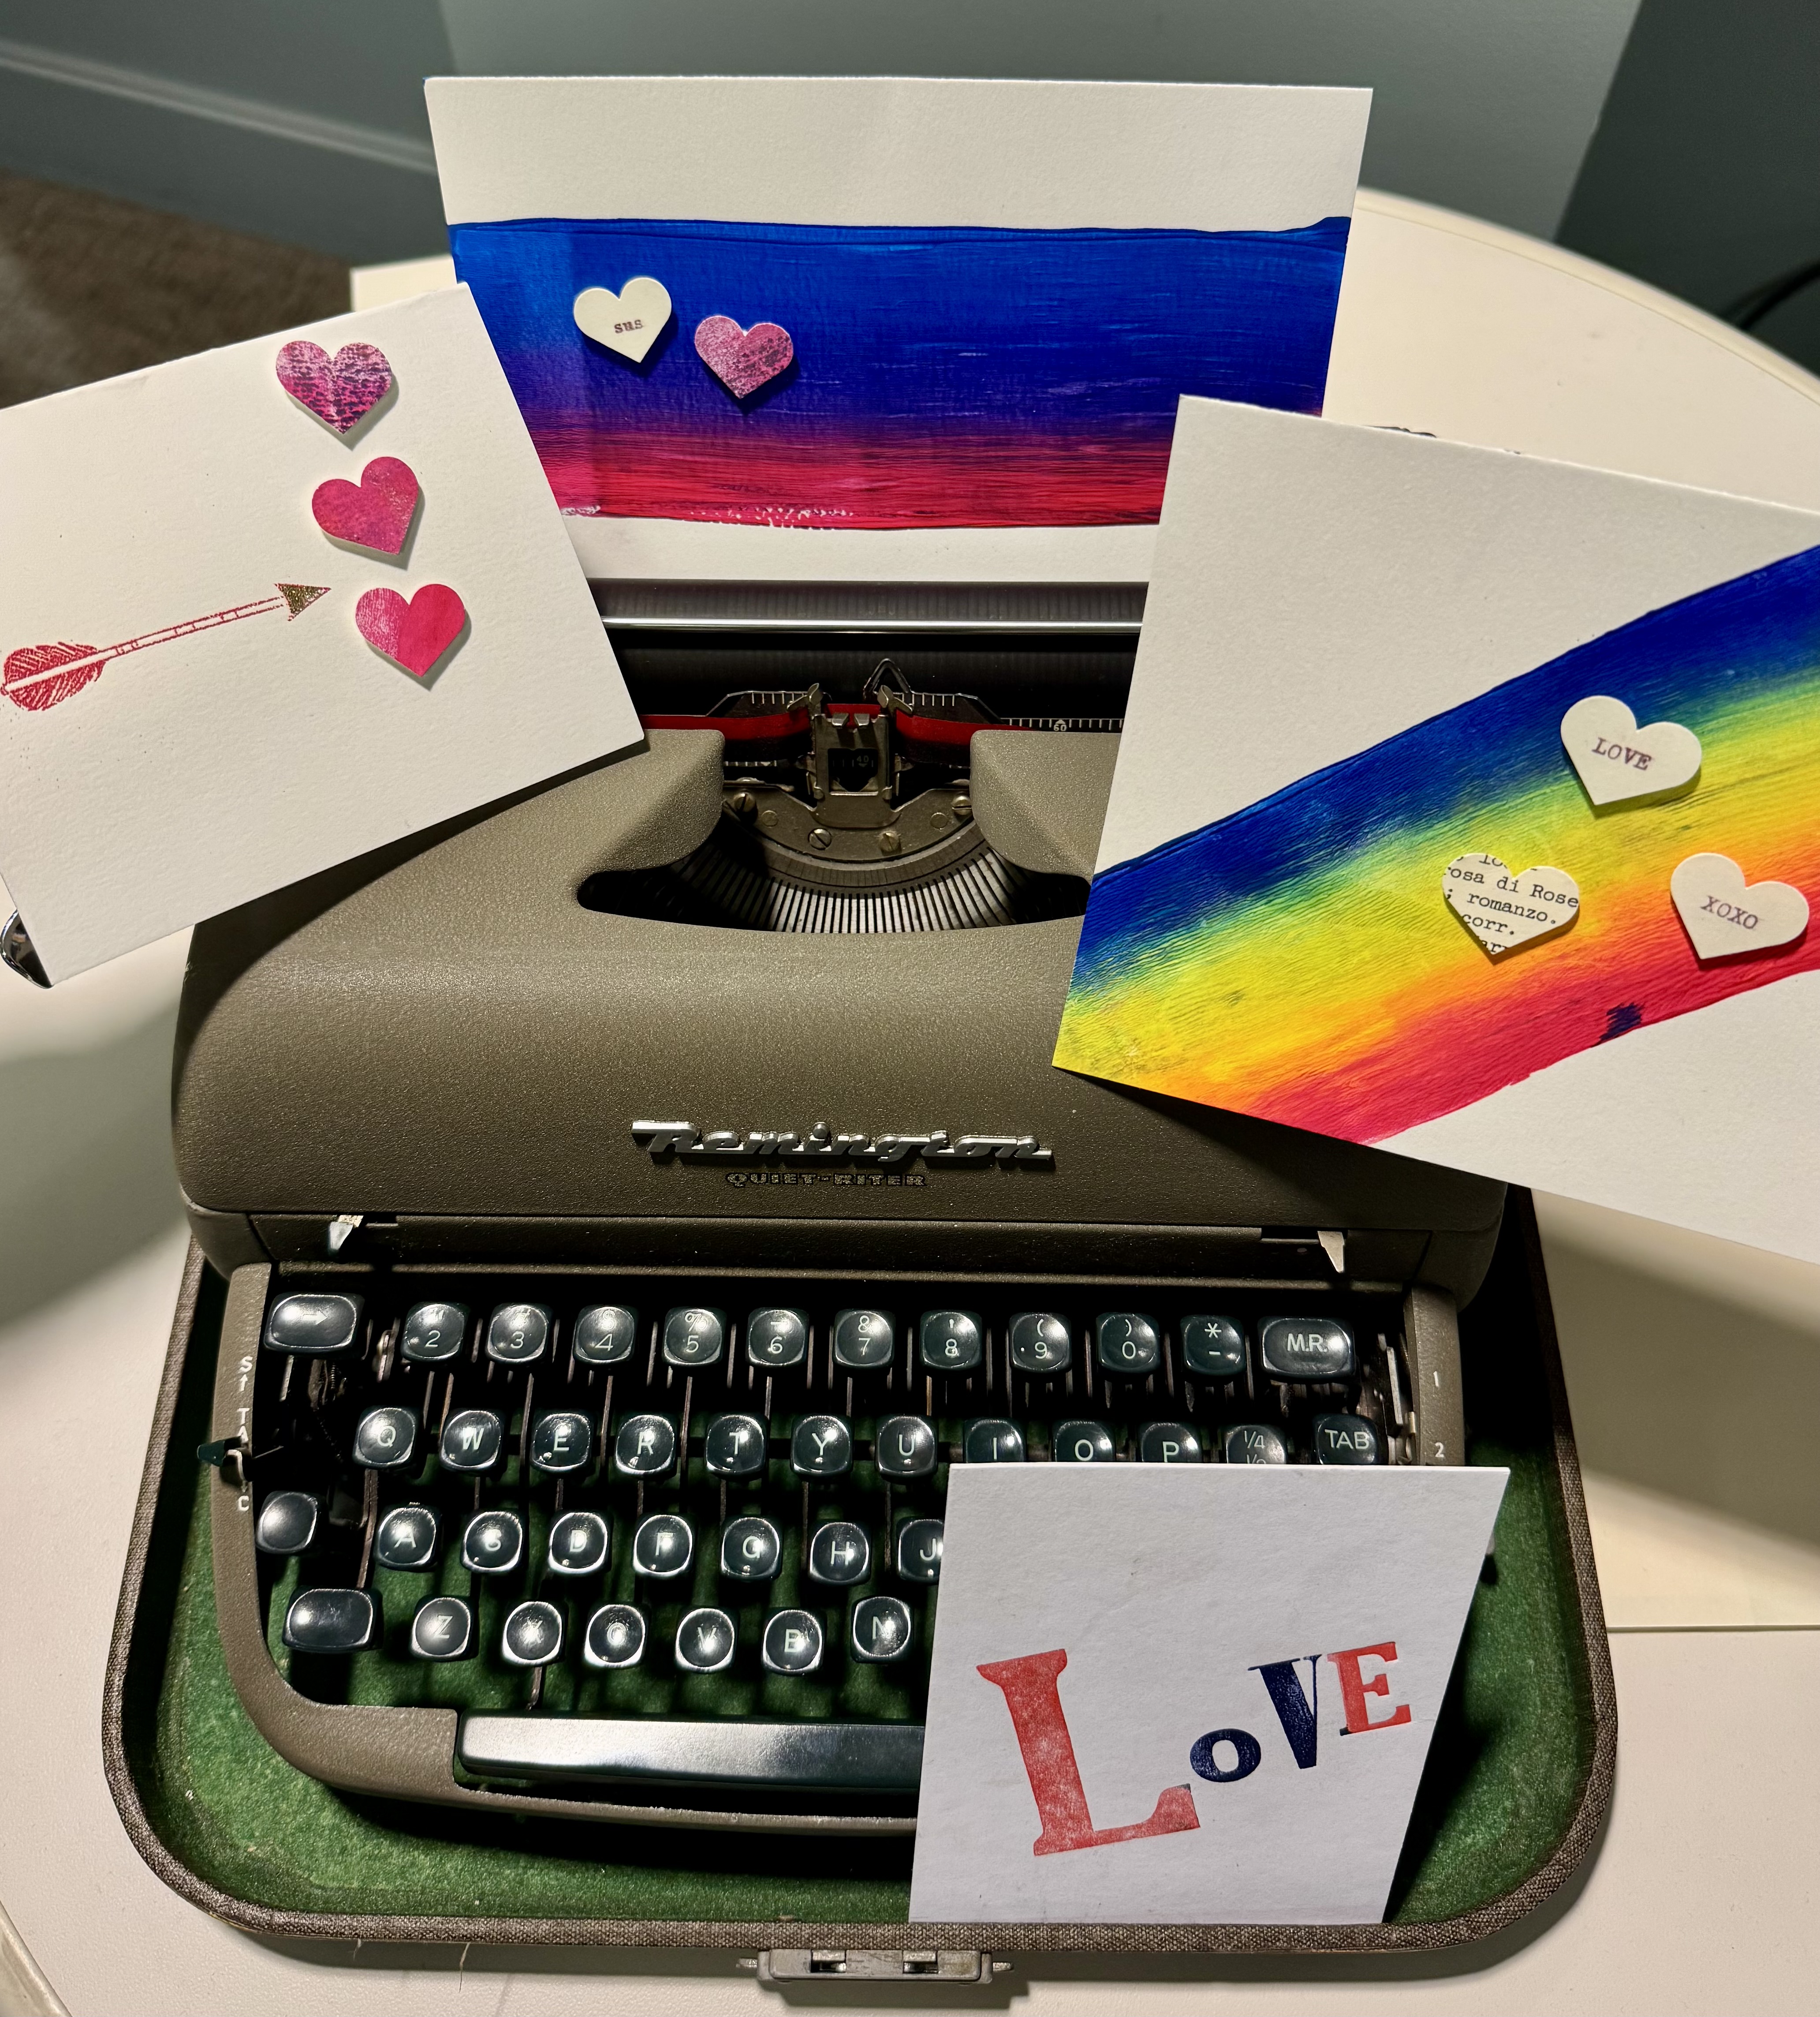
[223,1268,1461,1817]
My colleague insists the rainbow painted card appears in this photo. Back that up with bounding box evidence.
[1060,543,1820,1146]
[425,77,1369,581]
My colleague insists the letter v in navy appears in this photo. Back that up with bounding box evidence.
[1253,1655,1321,1768]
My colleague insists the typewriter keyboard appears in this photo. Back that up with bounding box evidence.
[246,1274,1418,1802]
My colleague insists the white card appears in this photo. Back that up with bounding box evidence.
[0,287,640,983]
[425,76,1369,585]
[1055,399,1820,1264]
[910,1465,1505,1925]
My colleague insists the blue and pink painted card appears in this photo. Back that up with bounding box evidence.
[425,77,1370,582]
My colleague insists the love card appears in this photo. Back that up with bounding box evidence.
[425,76,1369,584]
[1055,400,1820,1263]
[0,286,639,982]
[910,1465,1505,1924]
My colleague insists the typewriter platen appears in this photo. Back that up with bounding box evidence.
[178,583,1504,1833]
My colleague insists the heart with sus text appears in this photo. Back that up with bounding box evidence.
[310,456,419,556]
[1560,694,1702,807]
[1443,853,1581,958]
[355,584,467,681]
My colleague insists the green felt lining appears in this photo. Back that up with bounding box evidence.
[120,1224,1596,1927]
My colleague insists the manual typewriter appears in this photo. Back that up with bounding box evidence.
[174,580,1504,1833]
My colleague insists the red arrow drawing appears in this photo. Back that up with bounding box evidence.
[3,582,329,712]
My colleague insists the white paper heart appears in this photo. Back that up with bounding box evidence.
[573,277,673,363]
[1560,694,1701,807]
[1443,854,1581,958]
[1670,852,1809,961]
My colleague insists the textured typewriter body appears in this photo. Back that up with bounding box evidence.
[176,611,1505,1833]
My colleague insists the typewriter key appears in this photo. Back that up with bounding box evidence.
[895,1517,944,1584]
[1224,1423,1289,1465]
[633,1512,694,1578]
[1008,1312,1070,1374]
[962,1418,1025,1463]
[851,1596,914,1664]
[529,1409,593,1473]
[399,1301,467,1363]
[547,1510,610,1577]
[614,1413,678,1477]
[374,1505,440,1570]
[663,1305,726,1368]
[282,1587,380,1653]
[704,1412,767,1478]
[808,1521,870,1586]
[874,1414,936,1480]
[1258,1316,1354,1382]
[1096,1312,1160,1376]
[1138,1422,1203,1463]
[832,1309,894,1371]
[746,1308,807,1368]
[720,1515,782,1582]
[761,1608,824,1675]
[485,1302,552,1365]
[410,1596,474,1661]
[1313,1413,1382,1465]
[440,1408,504,1473]
[1181,1315,1246,1380]
[573,1304,638,1365]
[584,1603,647,1669]
[352,1404,418,1470]
[919,1309,983,1372]
[264,1292,362,1356]
[255,1490,319,1556]
[675,1607,737,1674]
[1052,1419,1116,1463]
[502,1600,564,1667]
[462,1510,525,1574]
[791,1414,852,1478]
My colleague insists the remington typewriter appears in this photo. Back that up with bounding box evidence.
[174,582,1504,1834]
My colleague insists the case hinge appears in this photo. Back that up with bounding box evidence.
[741,1950,1006,1984]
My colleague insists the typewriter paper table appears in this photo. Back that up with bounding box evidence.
[4,190,1820,2015]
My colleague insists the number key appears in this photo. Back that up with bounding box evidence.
[919,1310,982,1371]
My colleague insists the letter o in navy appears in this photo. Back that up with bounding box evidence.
[1190,1728,1262,1784]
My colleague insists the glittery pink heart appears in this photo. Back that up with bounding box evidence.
[694,316,794,399]
[276,339,393,433]
[311,456,419,555]
[355,584,466,679]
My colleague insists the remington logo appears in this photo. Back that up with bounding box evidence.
[633,1120,1053,1167]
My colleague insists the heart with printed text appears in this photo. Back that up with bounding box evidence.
[275,339,393,434]
[1670,852,1809,961]
[355,584,466,680]
[1560,694,1702,806]
[310,456,419,555]
[694,315,794,398]
[1443,853,1581,958]
[573,276,673,363]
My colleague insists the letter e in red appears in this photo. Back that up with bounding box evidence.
[1327,1640,1413,1736]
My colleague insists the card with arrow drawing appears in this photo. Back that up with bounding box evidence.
[0,285,638,982]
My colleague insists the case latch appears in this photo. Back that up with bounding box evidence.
[742,1950,1006,1984]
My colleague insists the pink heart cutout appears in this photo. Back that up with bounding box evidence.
[355,584,466,680]
[276,339,394,433]
[311,456,419,555]
[694,315,794,399]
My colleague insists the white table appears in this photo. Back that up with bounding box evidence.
[5,190,1820,2015]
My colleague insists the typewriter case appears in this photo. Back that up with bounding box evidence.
[106,606,1614,1955]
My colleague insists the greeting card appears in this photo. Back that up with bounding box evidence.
[0,286,639,983]
[1055,400,1820,1263]
[910,1465,1504,1924]
[425,76,1370,583]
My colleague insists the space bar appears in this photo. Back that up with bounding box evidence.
[458,1716,925,1792]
